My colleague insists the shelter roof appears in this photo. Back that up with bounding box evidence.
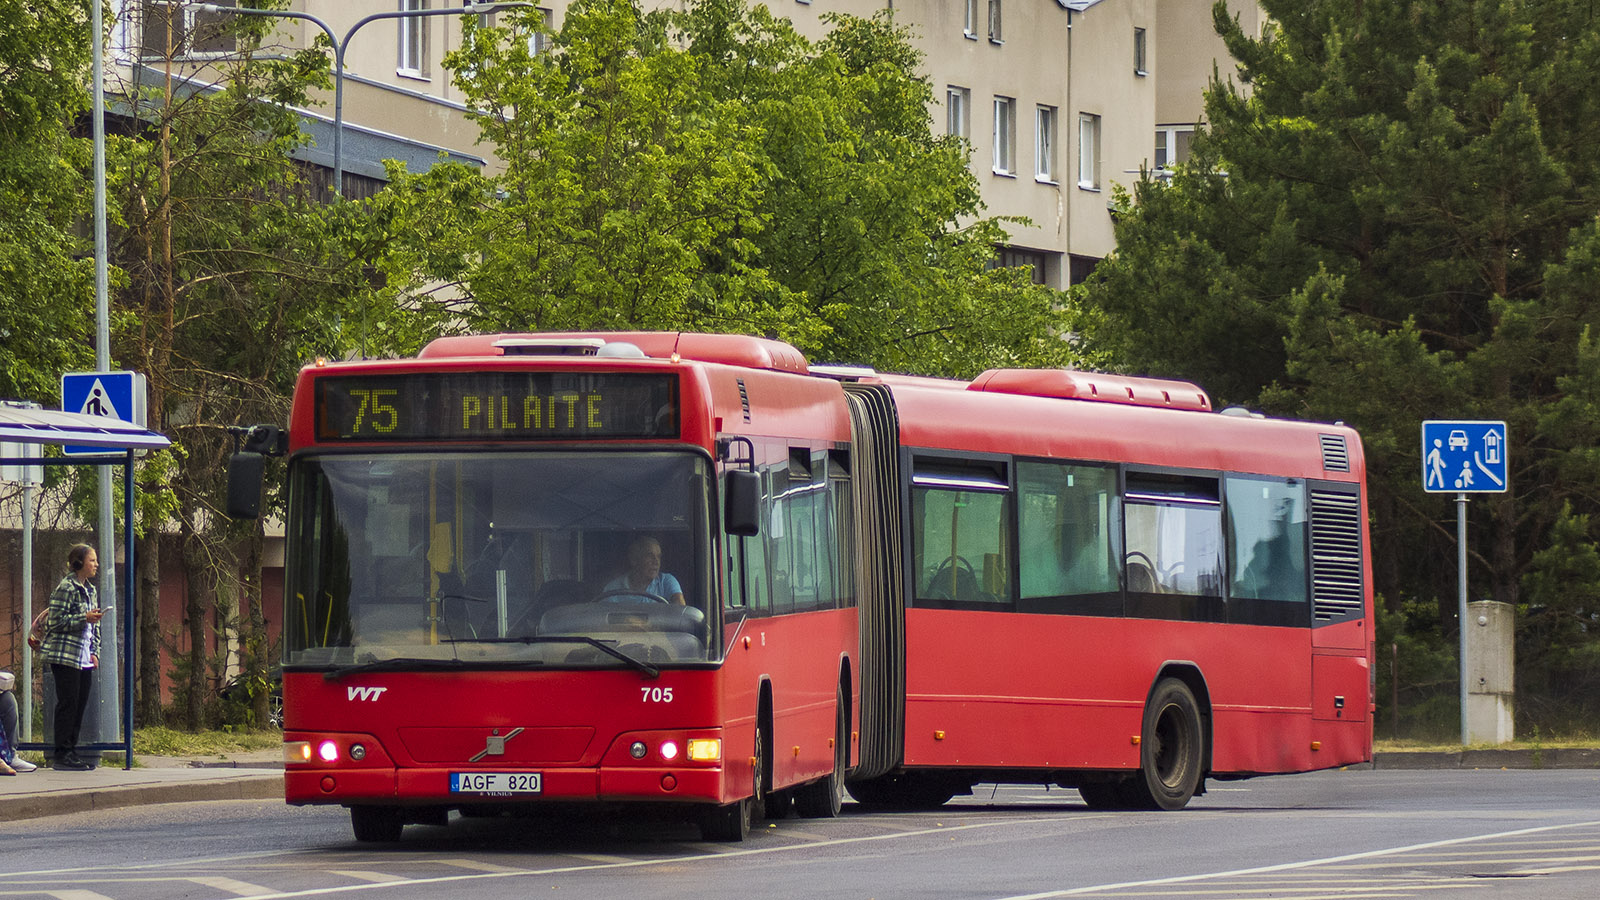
[0,406,171,451]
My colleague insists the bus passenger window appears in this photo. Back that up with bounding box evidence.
[911,474,1014,608]
[1018,462,1120,606]
[1226,476,1308,616]
[1124,474,1223,598]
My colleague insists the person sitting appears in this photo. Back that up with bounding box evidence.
[1,671,37,773]
[601,536,685,605]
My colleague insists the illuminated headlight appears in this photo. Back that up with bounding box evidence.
[349,743,367,761]
[284,741,312,765]
[686,739,721,762]
[317,740,340,763]
[630,741,648,759]
[659,740,680,761]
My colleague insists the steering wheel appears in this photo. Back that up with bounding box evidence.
[592,588,672,604]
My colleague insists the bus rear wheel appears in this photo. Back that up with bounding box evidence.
[794,685,848,818]
[350,805,404,843]
[1127,678,1205,811]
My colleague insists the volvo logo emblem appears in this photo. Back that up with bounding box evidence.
[469,726,525,762]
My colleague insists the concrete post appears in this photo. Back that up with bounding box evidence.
[1465,599,1515,744]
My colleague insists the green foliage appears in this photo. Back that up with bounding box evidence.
[370,0,1068,375]
[1079,0,1600,733]
[0,0,95,400]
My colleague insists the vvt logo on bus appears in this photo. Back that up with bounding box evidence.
[347,686,388,701]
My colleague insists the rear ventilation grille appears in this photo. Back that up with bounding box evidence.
[1310,489,1364,623]
[1319,434,1350,472]
[738,379,751,422]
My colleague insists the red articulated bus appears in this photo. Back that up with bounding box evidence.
[229,331,1371,842]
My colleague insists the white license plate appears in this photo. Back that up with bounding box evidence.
[450,772,542,794]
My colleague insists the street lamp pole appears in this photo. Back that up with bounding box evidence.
[194,3,533,196]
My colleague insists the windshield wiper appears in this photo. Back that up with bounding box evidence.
[323,656,468,680]
[444,635,659,678]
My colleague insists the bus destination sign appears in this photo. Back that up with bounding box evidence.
[316,372,679,441]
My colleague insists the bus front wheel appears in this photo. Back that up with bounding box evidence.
[1128,678,1205,811]
[350,805,404,843]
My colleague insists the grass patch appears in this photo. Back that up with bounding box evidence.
[132,726,283,758]
[1376,734,1600,753]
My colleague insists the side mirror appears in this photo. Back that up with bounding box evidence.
[724,470,760,537]
[227,452,266,520]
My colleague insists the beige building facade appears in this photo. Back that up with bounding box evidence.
[112,0,1247,287]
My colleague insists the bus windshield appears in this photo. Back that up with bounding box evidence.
[282,451,717,669]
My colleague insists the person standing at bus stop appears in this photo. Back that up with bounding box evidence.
[41,543,103,771]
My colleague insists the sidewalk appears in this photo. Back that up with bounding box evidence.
[3,748,1596,823]
[0,749,283,823]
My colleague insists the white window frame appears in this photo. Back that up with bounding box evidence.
[1134,27,1148,76]
[964,0,978,38]
[948,87,971,139]
[1035,105,1057,183]
[988,0,1004,44]
[398,0,429,79]
[529,7,554,55]
[136,0,237,59]
[994,96,1016,176]
[1154,125,1195,174]
[1078,112,1101,190]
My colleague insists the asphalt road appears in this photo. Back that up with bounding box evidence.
[2,768,1597,899]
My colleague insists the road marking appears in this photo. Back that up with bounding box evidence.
[990,819,1600,899]
[192,815,1083,899]
[327,872,408,884]
[188,876,279,896]
[432,860,527,873]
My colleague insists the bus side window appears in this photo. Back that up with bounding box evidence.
[1018,461,1120,612]
[910,459,1014,609]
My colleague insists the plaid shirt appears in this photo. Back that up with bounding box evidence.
[42,574,99,669]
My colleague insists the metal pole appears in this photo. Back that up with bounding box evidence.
[20,480,34,741]
[1457,492,1469,746]
[195,3,534,197]
[90,0,122,761]
[123,452,136,769]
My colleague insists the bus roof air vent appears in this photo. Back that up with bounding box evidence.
[967,369,1212,411]
[494,337,607,356]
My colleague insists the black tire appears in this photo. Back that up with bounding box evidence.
[350,806,404,843]
[1126,678,1205,811]
[1076,781,1128,810]
[794,685,848,818]
[702,726,761,841]
[846,773,957,811]
[764,788,793,820]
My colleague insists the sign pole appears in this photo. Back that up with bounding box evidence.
[1456,492,1469,746]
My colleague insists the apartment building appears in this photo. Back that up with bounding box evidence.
[112,1,1253,286]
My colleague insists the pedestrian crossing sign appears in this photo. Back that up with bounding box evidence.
[61,370,148,456]
[1421,420,1508,494]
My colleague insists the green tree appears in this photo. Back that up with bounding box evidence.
[373,0,1067,376]
[1076,0,1600,732]
[108,5,368,726]
[0,1,94,399]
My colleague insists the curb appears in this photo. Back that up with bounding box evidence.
[0,774,284,824]
[1371,748,1600,770]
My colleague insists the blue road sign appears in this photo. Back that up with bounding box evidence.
[1422,420,1508,493]
[61,371,147,456]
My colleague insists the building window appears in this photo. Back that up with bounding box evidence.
[964,0,978,38]
[988,0,1004,44]
[1078,112,1101,190]
[948,87,971,139]
[1035,105,1057,182]
[529,8,554,55]
[994,97,1016,175]
[1154,126,1195,173]
[139,0,236,58]
[1134,27,1148,76]
[399,0,429,77]
[997,246,1052,285]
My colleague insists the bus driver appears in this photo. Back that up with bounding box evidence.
[602,536,685,605]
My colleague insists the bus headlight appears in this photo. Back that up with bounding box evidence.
[317,740,340,762]
[284,741,312,765]
[659,740,680,761]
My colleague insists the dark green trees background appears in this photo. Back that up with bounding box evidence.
[1076,0,1600,735]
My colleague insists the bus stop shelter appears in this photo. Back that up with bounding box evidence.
[1,404,172,769]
